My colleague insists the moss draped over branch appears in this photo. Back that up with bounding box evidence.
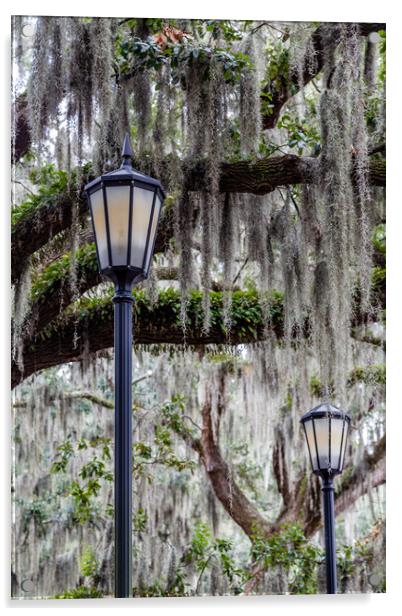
[12,288,284,388]
[13,265,386,389]
[17,232,385,368]
[11,154,385,284]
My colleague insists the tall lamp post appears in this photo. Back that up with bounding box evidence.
[84,134,165,598]
[300,403,351,594]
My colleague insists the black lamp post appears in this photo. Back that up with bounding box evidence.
[300,403,351,594]
[84,133,165,598]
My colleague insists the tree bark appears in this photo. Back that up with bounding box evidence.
[11,155,385,284]
[199,391,274,538]
[11,289,284,388]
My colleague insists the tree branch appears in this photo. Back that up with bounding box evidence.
[11,190,174,285]
[12,289,284,388]
[282,435,386,538]
[185,377,385,550]
[334,435,385,518]
[12,155,385,284]
[21,245,180,342]
[198,388,274,538]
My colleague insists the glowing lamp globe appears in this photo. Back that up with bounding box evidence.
[84,133,165,288]
[300,403,351,479]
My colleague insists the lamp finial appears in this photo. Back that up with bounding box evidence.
[121,132,134,167]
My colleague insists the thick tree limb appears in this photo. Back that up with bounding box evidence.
[12,190,88,284]
[11,190,174,285]
[334,435,386,517]
[261,22,385,130]
[282,435,386,537]
[188,381,385,593]
[21,244,180,342]
[11,289,284,388]
[17,242,384,381]
[11,155,385,284]
[13,264,385,388]
[198,391,274,538]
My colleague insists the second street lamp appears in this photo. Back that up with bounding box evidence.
[300,403,351,594]
[84,133,165,598]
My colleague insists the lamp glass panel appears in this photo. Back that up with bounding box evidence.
[330,417,344,469]
[90,188,109,270]
[105,185,131,266]
[144,194,161,273]
[304,419,318,471]
[313,416,330,470]
[131,186,154,269]
[340,420,349,470]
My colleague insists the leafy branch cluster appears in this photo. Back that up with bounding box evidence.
[51,435,113,524]
[50,396,196,521]
[133,397,196,482]
[12,163,92,227]
[35,286,284,346]
[250,522,324,594]
[309,363,385,397]
[117,22,253,87]
[184,521,247,594]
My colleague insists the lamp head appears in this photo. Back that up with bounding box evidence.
[300,402,351,480]
[84,133,165,289]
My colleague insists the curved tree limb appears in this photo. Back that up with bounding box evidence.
[198,389,274,538]
[11,289,284,388]
[16,239,384,383]
[11,155,385,284]
[334,434,385,518]
[11,191,174,285]
[13,258,385,388]
[275,434,386,538]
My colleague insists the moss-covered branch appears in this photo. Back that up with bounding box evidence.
[334,435,385,519]
[25,244,101,336]
[11,154,385,284]
[21,246,201,342]
[18,233,385,368]
[12,288,284,388]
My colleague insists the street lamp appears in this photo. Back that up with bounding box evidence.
[84,133,165,598]
[300,403,351,594]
